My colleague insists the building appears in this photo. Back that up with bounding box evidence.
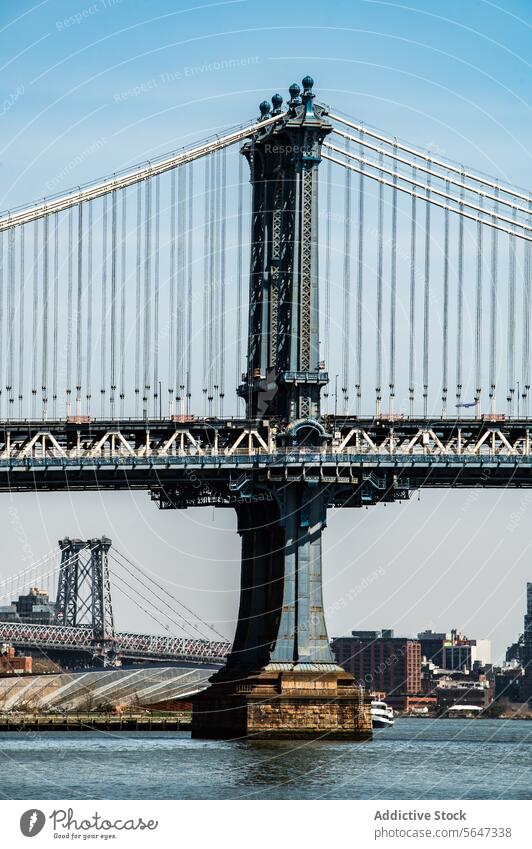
[418,628,491,671]
[436,679,490,713]
[0,587,56,625]
[522,583,532,670]
[0,642,32,675]
[331,630,421,708]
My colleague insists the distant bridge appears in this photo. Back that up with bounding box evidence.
[0,621,230,665]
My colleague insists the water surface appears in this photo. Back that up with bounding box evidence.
[1,718,531,800]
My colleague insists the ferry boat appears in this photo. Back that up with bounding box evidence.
[371,699,394,728]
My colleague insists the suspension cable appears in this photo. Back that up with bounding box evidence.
[389,148,398,416]
[423,169,431,418]
[33,218,40,418]
[376,152,384,417]
[507,211,517,414]
[456,176,465,410]
[86,202,93,416]
[330,124,532,217]
[110,190,117,418]
[186,163,193,416]
[323,154,532,242]
[409,168,416,417]
[489,191,498,413]
[101,194,108,417]
[475,200,483,412]
[168,168,176,417]
[52,213,59,418]
[442,186,449,418]
[329,112,532,205]
[219,146,227,417]
[134,182,142,416]
[324,156,332,409]
[355,130,364,415]
[325,141,532,235]
[342,136,351,413]
[236,151,244,408]
[119,189,126,417]
[75,205,83,418]
[143,178,152,419]
[18,226,25,418]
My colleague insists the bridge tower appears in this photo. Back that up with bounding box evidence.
[55,537,115,660]
[192,78,371,740]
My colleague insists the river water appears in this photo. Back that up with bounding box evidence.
[1,719,531,800]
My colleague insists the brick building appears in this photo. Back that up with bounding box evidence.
[331,630,421,707]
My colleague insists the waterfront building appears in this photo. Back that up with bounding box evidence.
[331,630,421,709]
[0,642,32,675]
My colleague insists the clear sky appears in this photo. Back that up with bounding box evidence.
[0,0,531,660]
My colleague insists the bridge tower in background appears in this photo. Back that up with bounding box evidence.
[192,78,371,740]
[55,537,115,660]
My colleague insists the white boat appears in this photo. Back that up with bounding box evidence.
[371,699,394,728]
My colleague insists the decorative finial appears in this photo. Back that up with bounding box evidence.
[288,83,301,107]
[271,93,283,115]
[301,75,315,115]
[259,100,271,120]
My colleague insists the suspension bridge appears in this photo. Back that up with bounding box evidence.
[0,75,531,738]
[0,537,230,665]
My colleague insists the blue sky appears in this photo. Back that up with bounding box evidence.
[0,0,531,660]
[1,0,531,209]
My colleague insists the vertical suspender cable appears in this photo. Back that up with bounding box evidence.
[442,184,450,418]
[135,182,142,415]
[177,167,186,414]
[219,146,227,417]
[52,214,59,418]
[168,168,176,417]
[101,194,108,417]
[489,190,498,413]
[33,218,40,418]
[18,227,25,417]
[186,163,193,415]
[86,202,93,415]
[120,190,126,417]
[355,132,364,415]
[409,167,417,417]
[7,227,15,413]
[202,156,210,416]
[524,202,531,416]
[342,137,351,413]
[423,168,431,418]
[236,152,244,408]
[507,208,517,414]
[75,205,83,418]
[153,175,160,417]
[376,152,383,417]
[143,178,151,418]
[475,200,483,416]
[208,153,216,416]
[212,150,220,416]
[153,175,161,416]
[389,148,398,416]
[42,214,49,419]
[456,176,465,411]
[324,157,332,409]
[110,190,117,419]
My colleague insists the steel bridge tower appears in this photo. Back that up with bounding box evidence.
[192,77,371,740]
[55,537,115,660]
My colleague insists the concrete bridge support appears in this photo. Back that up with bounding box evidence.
[191,484,372,739]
